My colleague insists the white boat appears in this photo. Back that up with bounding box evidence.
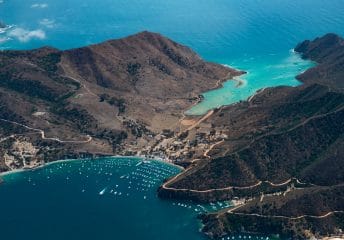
[99,187,107,195]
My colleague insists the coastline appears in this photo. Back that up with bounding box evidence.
[0,154,183,181]
[186,49,315,116]
[185,69,247,116]
[0,50,313,182]
[247,87,267,102]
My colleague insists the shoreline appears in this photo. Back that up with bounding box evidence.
[186,50,314,116]
[184,68,246,116]
[0,50,313,181]
[0,154,183,180]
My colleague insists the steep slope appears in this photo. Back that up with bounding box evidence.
[295,33,344,89]
[159,84,344,200]
[0,31,240,171]
[61,31,242,129]
[62,31,233,97]
[201,185,344,239]
[158,34,344,239]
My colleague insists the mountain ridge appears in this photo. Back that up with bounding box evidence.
[0,31,241,172]
[1,32,343,239]
[158,33,344,239]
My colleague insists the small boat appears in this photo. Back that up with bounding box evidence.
[135,162,143,167]
[99,187,107,195]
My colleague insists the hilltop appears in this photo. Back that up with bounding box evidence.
[0,31,241,171]
[1,31,343,239]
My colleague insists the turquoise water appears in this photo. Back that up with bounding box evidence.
[1,0,344,114]
[186,51,315,115]
[1,1,344,239]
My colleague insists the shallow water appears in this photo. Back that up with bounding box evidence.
[1,1,343,114]
[1,1,344,239]
[186,50,315,115]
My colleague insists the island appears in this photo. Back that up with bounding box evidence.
[0,32,343,239]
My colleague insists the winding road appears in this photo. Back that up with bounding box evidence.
[203,140,224,158]
[0,118,92,144]
[161,105,344,193]
[228,210,344,221]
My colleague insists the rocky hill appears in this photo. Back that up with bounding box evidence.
[295,33,344,89]
[0,31,240,171]
[1,31,343,239]
[158,34,344,239]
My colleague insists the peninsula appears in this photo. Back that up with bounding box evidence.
[0,32,343,239]
[159,33,344,239]
[0,31,242,172]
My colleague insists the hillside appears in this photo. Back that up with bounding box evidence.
[0,31,241,171]
[158,34,344,239]
[295,33,344,89]
[1,30,343,239]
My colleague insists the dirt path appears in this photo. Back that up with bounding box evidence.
[224,104,344,156]
[228,210,344,220]
[0,134,15,143]
[161,175,311,194]
[265,179,292,187]
[0,119,92,144]
[186,110,214,131]
[162,176,264,193]
[60,64,98,98]
[248,88,266,102]
[203,140,224,158]
[161,105,327,193]
[64,74,98,97]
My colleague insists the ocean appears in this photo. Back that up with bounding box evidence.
[0,157,272,240]
[1,1,344,114]
[1,0,344,239]
[0,158,209,240]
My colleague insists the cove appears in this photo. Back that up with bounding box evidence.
[1,0,340,115]
[0,157,275,240]
[0,157,206,240]
[186,50,315,115]
[1,1,344,239]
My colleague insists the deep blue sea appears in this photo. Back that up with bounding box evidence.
[1,0,344,114]
[0,158,208,240]
[0,157,271,240]
[1,0,344,239]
